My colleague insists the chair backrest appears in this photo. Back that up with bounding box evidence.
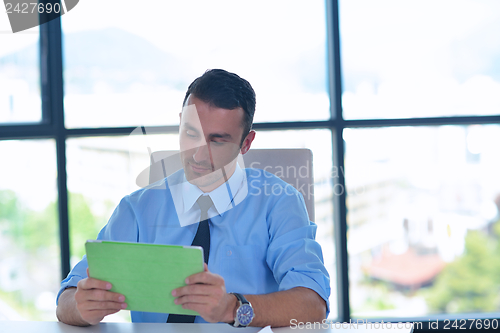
[137,149,315,221]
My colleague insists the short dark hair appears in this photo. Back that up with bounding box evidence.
[183,69,256,145]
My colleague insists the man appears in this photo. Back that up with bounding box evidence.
[56,69,330,327]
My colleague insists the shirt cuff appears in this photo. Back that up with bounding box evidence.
[56,275,85,305]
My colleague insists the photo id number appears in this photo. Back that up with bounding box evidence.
[5,2,62,14]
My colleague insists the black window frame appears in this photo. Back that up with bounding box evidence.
[1,1,499,331]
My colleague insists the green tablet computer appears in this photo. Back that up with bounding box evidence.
[85,240,204,315]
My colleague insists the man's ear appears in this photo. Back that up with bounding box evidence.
[240,130,256,155]
[179,112,182,123]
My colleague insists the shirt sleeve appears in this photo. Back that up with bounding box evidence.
[265,184,331,317]
[56,195,139,305]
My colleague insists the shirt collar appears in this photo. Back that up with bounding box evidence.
[181,164,245,215]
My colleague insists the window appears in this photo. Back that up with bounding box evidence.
[339,0,500,325]
[340,0,500,120]
[345,125,500,317]
[62,0,329,128]
[0,140,59,320]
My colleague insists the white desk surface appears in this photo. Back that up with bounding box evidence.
[0,320,413,332]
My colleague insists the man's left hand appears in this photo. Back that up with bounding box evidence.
[171,263,236,323]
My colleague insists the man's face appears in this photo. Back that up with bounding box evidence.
[179,95,255,192]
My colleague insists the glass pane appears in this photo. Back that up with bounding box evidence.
[0,140,59,320]
[345,125,500,318]
[0,19,40,123]
[252,129,337,319]
[340,0,500,119]
[62,0,329,128]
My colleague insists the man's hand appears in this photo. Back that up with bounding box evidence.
[56,268,127,326]
[171,264,236,323]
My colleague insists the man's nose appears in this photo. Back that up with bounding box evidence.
[193,144,211,164]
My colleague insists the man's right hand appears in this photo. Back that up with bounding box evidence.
[56,269,127,326]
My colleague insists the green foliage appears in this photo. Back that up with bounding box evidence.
[358,278,396,312]
[0,189,58,252]
[0,189,105,258]
[68,192,103,259]
[22,202,58,251]
[423,220,500,313]
[0,189,108,320]
[0,190,23,224]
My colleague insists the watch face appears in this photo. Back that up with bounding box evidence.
[237,304,254,326]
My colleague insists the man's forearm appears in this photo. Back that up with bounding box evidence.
[56,288,90,326]
[244,287,327,328]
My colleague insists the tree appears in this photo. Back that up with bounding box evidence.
[0,189,57,252]
[68,192,103,259]
[423,220,500,313]
[0,190,104,258]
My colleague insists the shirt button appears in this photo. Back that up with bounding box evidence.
[227,250,232,256]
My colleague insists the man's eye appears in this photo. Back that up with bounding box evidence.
[211,141,224,146]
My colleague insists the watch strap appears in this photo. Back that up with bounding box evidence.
[232,292,249,305]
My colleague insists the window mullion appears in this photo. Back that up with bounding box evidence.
[327,0,350,322]
[40,12,70,279]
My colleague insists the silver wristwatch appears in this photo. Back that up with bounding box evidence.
[231,293,254,327]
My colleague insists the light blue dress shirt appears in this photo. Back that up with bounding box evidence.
[57,166,331,323]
